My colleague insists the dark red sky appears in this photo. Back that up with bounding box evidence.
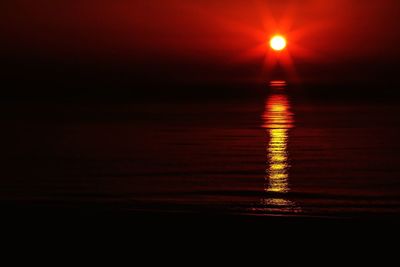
[2,0,400,85]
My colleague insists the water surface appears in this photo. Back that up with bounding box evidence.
[1,84,400,218]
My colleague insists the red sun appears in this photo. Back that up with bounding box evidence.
[270,35,287,51]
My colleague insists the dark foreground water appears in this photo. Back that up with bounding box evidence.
[2,84,400,219]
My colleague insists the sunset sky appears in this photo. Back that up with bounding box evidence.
[2,0,400,89]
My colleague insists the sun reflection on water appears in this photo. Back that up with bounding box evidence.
[260,81,300,214]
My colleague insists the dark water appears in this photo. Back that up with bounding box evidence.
[2,83,400,219]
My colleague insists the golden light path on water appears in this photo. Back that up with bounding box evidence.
[260,81,300,214]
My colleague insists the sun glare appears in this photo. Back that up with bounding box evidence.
[270,35,287,51]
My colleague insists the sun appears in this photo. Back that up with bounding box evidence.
[270,35,287,51]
